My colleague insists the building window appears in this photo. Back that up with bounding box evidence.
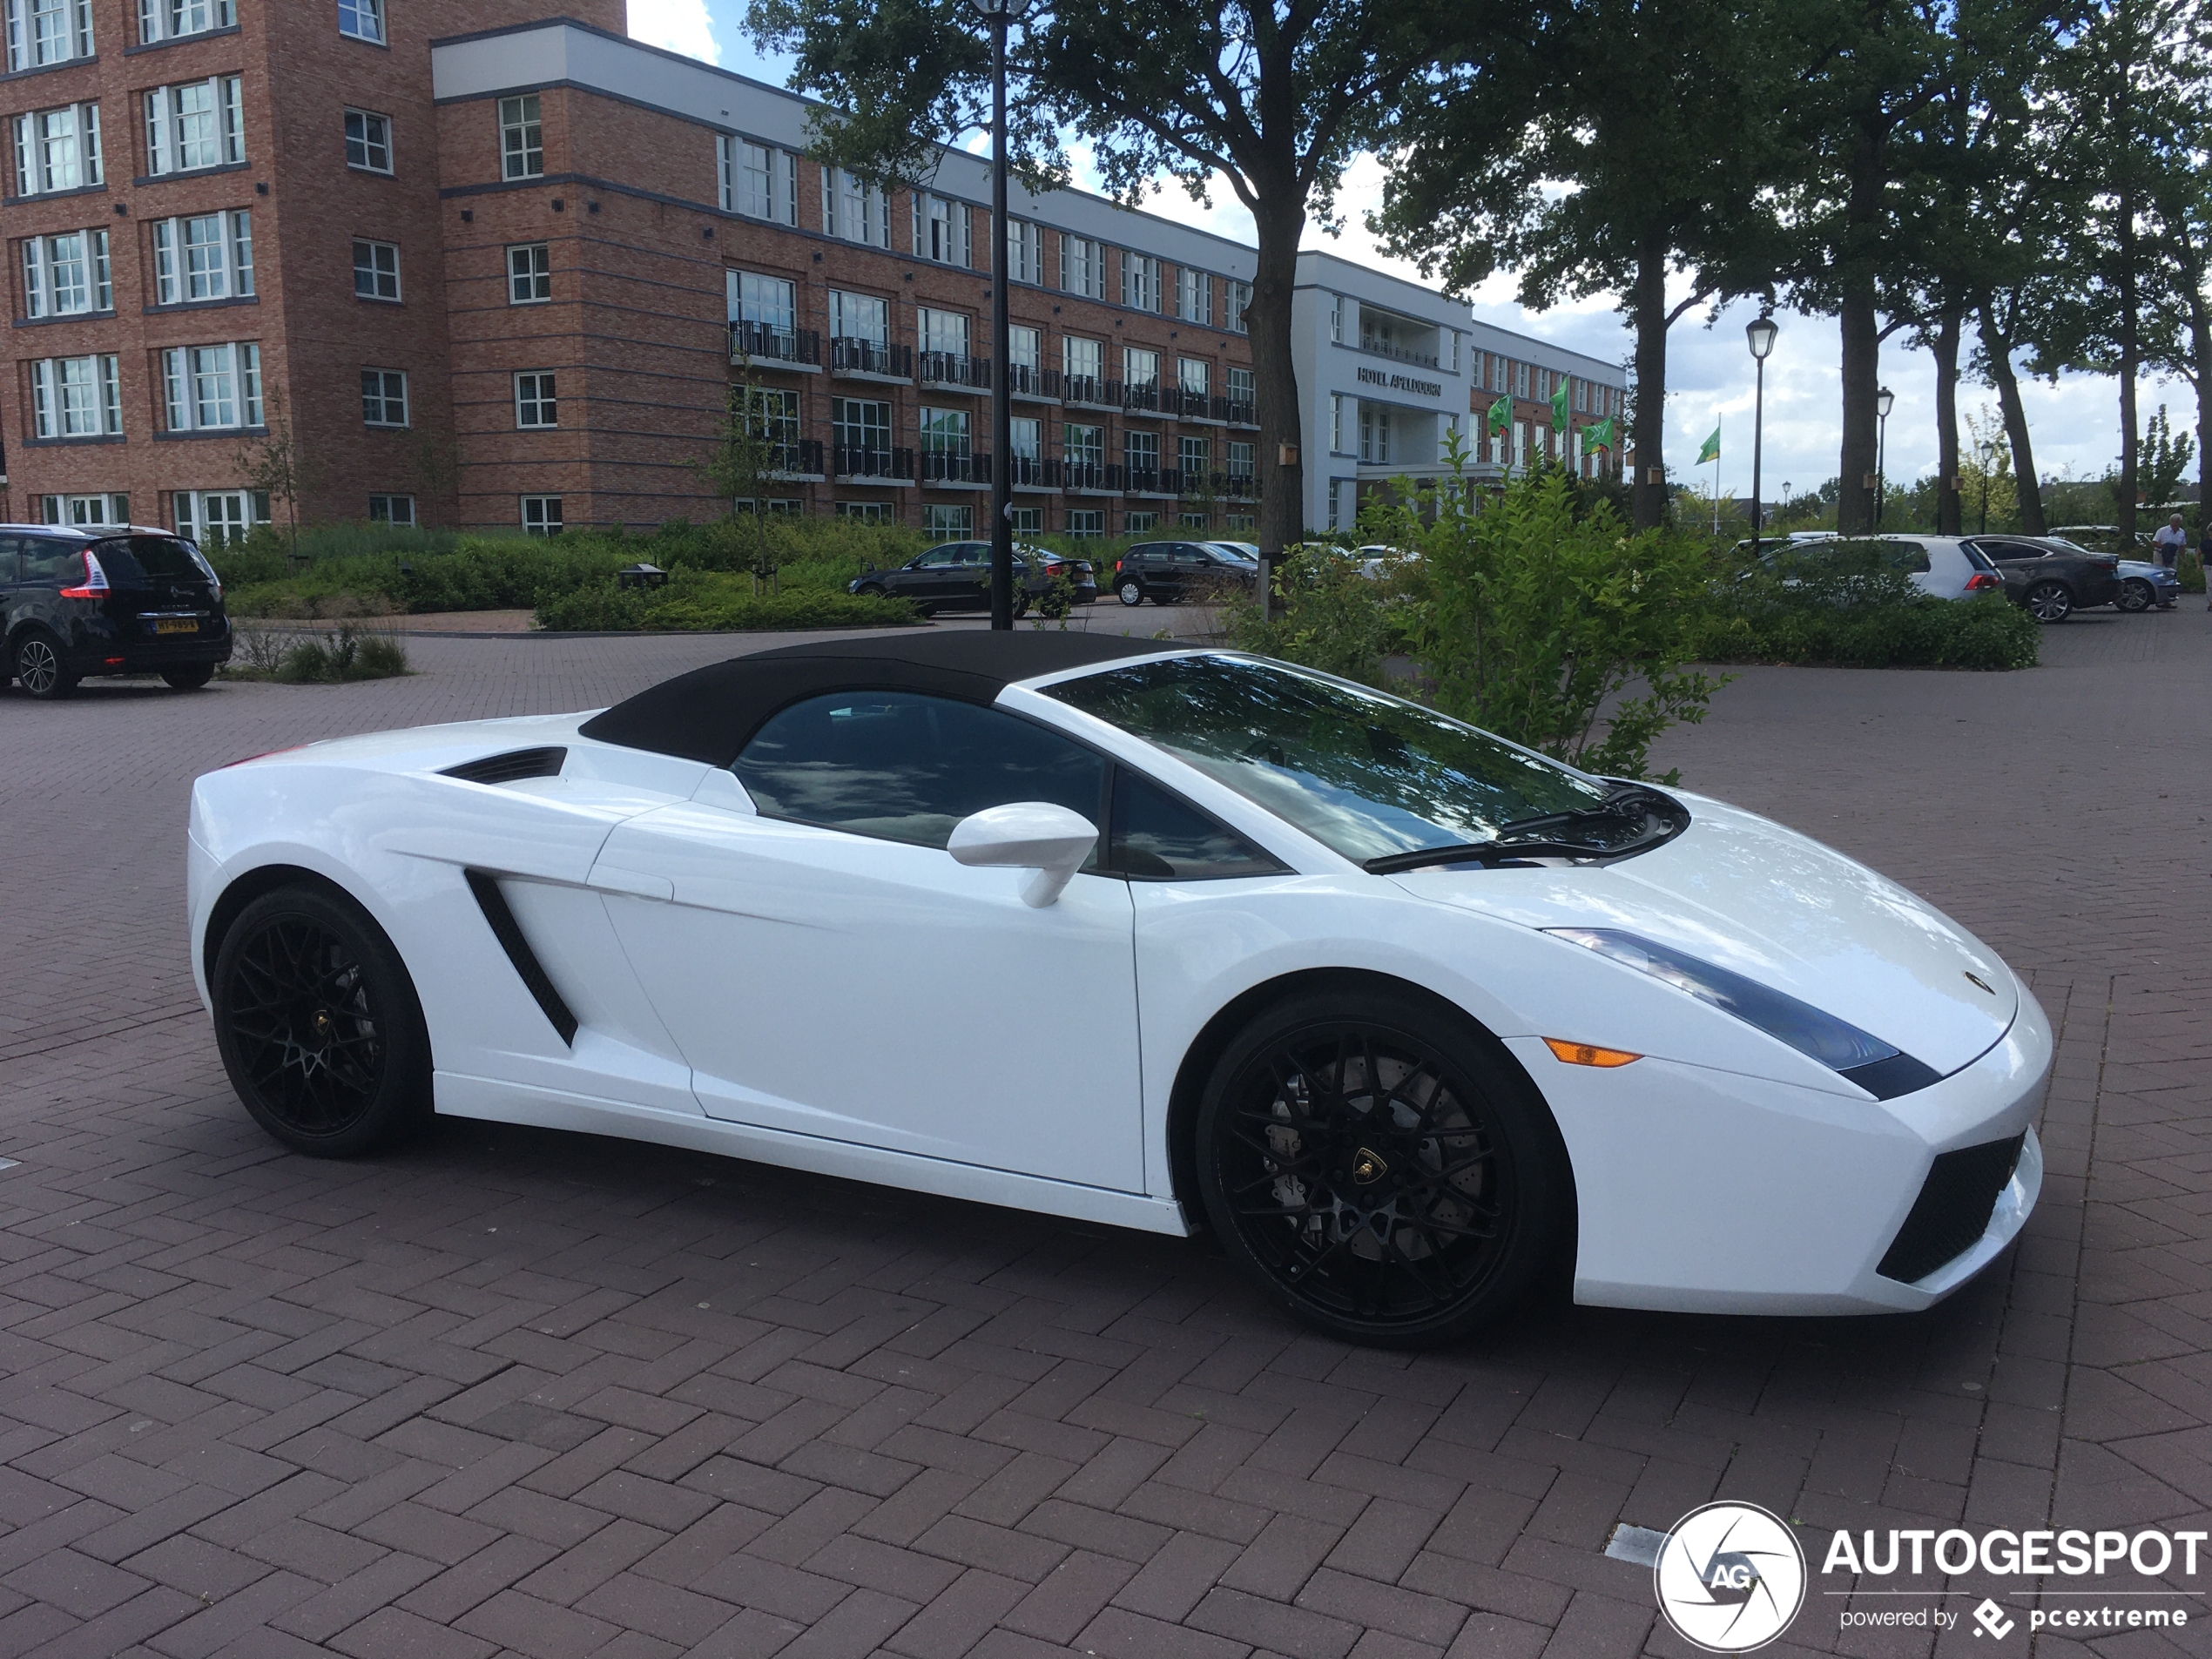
[1124,428,1159,478]
[1005,218,1041,285]
[1123,253,1159,312]
[1225,512,1255,531]
[1009,415,1041,461]
[344,109,391,172]
[1062,336,1102,396]
[7,0,93,71]
[1228,440,1255,487]
[12,103,101,195]
[821,168,888,246]
[41,492,130,526]
[1226,366,1254,420]
[1123,347,1158,390]
[1175,267,1211,326]
[922,504,973,542]
[733,498,802,516]
[1008,506,1042,534]
[1180,512,1210,529]
[918,307,968,360]
[500,94,542,180]
[368,493,415,525]
[336,0,381,43]
[836,502,893,524]
[146,77,244,175]
[913,192,970,266]
[1329,393,1345,455]
[743,387,800,461]
[1514,361,1530,398]
[730,269,797,355]
[151,212,252,306]
[1060,235,1103,300]
[832,397,891,463]
[361,368,408,428]
[352,238,400,301]
[521,495,563,536]
[1226,280,1251,334]
[1178,358,1208,400]
[919,406,969,460]
[1179,435,1210,478]
[1445,331,1461,374]
[30,353,120,438]
[160,341,261,431]
[1009,325,1040,375]
[827,288,887,347]
[138,0,233,44]
[21,229,111,318]
[1359,401,1391,465]
[1063,422,1103,468]
[1066,509,1103,539]
[718,136,795,224]
[174,489,267,546]
[1125,511,1158,532]
[514,371,556,428]
[507,242,550,304]
[1329,295,1345,344]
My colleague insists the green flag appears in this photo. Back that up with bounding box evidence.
[1588,417,1615,451]
[1487,395,1510,435]
[1696,424,1721,465]
[1550,378,1569,432]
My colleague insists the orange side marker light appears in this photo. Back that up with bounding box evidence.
[1543,1038,1641,1069]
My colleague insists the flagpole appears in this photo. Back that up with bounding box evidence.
[1712,415,1721,536]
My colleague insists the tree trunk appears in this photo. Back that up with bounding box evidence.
[1979,300,2045,533]
[1629,232,1668,530]
[2189,282,2211,536]
[1836,125,1884,536]
[2116,181,2140,546]
[1247,188,1305,556]
[1932,301,1962,535]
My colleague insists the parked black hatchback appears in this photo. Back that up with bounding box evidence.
[1961,535,2121,623]
[847,542,1097,616]
[1113,541,1259,606]
[3,527,233,699]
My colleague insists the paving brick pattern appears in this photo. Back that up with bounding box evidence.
[2,608,2208,1658]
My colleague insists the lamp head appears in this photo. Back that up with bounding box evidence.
[1744,316,1778,361]
[1876,387,1895,419]
[972,0,1010,13]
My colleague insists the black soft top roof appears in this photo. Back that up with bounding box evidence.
[578,630,1185,765]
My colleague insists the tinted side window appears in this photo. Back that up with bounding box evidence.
[734,692,1104,851]
[0,536,19,583]
[19,538,82,585]
[1110,770,1284,880]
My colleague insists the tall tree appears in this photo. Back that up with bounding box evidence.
[2142,52,2212,528]
[747,0,1458,554]
[1369,0,1791,529]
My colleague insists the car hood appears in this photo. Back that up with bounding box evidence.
[1391,793,2016,1077]
[2117,559,2175,578]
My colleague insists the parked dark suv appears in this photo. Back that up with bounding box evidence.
[848,541,1097,616]
[1961,535,2121,623]
[3,526,233,699]
[1114,541,1259,606]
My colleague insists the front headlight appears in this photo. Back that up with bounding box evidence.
[1545,927,1939,1099]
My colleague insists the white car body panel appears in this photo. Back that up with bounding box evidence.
[185,646,2054,1315]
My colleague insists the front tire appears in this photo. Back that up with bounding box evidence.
[1195,989,1568,1347]
[212,886,431,1157]
[14,631,76,700]
[1118,580,1144,607]
[162,663,215,691]
[2116,577,2154,612]
[2026,580,2073,623]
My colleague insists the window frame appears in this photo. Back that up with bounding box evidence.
[159,340,261,432]
[150,209,251,306]
[335,0,382,44]
[367,492,415,526]
[138,0,234,45]
[13,101,102,196]
[30,351,121,438]
[351,237,401,302]
[7,0,95,71]
[514,370,557,429]
[343,108,392,173]
[21,226,111,318]
[506,241,551,305]
[360,367,408,428]
[499,94,543,181]
[520,495,563,536]
[718,134,795,224]
[145,75,244,177]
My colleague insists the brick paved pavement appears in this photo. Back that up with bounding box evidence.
[2,607,2208,1658]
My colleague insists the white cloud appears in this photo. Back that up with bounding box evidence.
[630,0,721,63]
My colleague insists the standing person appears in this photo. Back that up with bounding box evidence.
[2199,519,2211,610]
[2152,512,2188,568]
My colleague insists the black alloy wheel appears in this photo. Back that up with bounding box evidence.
[212,887,430,1157]
[2026,579,2074,623]
[14,631,75,700]
[855,583,887,600]
[162,663,216,691]
[1118,579,1144,607]
[1197,989,1567,1346]
[2116,577,2155,613]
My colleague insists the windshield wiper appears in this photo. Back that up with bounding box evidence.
[1359,786,1682,876]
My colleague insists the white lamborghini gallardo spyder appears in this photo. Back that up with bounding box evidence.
[187,632,2047,1346]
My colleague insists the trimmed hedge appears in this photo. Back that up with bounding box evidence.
[1686,590,2039,670]
[535,570,918,631]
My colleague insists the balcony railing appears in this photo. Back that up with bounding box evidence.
[731,321,820,368]
[765,438,825,476]
[1170,388,1215,421]
[1062,460,1118,492]
[1006,455,1059,488]
[1008,363,1062,401]
[1359,335,1440,369]
[1213,470,1258,499]
[1063,375,1119,410]
[830,338,914,379]
[918,450,993,485]
[918,351,992,389]
[1122,381,1163,415]
[1224,399,1257,427]
[833,444,914,480]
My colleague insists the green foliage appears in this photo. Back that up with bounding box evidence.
[1225,546,1408,686]
[250,624,413,685]
[535,570,918,632]
[1690,551,2040,669]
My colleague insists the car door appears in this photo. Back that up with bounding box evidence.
[590,690,1145,1191]
[0,536,20,640]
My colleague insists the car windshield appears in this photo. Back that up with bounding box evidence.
[1043,653,1620,863]
[91,536,209,583]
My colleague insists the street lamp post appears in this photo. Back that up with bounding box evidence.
[1744,316,1777,556]
[974,0,1014,630]
[1874,386,1895,529]
[1978,438,1994,533]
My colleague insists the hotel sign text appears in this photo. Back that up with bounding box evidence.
[1357,366,1444,397]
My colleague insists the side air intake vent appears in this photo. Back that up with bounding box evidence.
[464,870,578,1045]
[1877,1132,2026,1283]
[442,746,566,786]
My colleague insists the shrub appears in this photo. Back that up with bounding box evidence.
[1691,554,2040,670]
[535,569,918,631]
[241,622,412,684]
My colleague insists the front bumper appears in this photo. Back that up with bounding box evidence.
[1512,983,2052,1315]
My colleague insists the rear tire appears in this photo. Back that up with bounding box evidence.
[1118,580,1143,607]
[13,631,76,700]
[212,886,432,1157]
[2026,580,2073,623]
[1195,988,1568,1347]
[162,663,215,691]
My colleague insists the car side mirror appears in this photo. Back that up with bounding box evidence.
[948,802,1098,908]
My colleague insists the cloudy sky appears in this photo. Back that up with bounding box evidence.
[630,0,2184,506]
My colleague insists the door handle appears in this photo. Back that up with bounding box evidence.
[590,867,674,901]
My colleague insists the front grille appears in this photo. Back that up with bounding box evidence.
[442,746,566,786]
[1877,1133,2027,1283]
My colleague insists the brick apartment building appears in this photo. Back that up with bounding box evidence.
[0,2,1624,541]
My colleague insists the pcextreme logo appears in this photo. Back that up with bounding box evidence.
[1653,1502,1808,1653]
